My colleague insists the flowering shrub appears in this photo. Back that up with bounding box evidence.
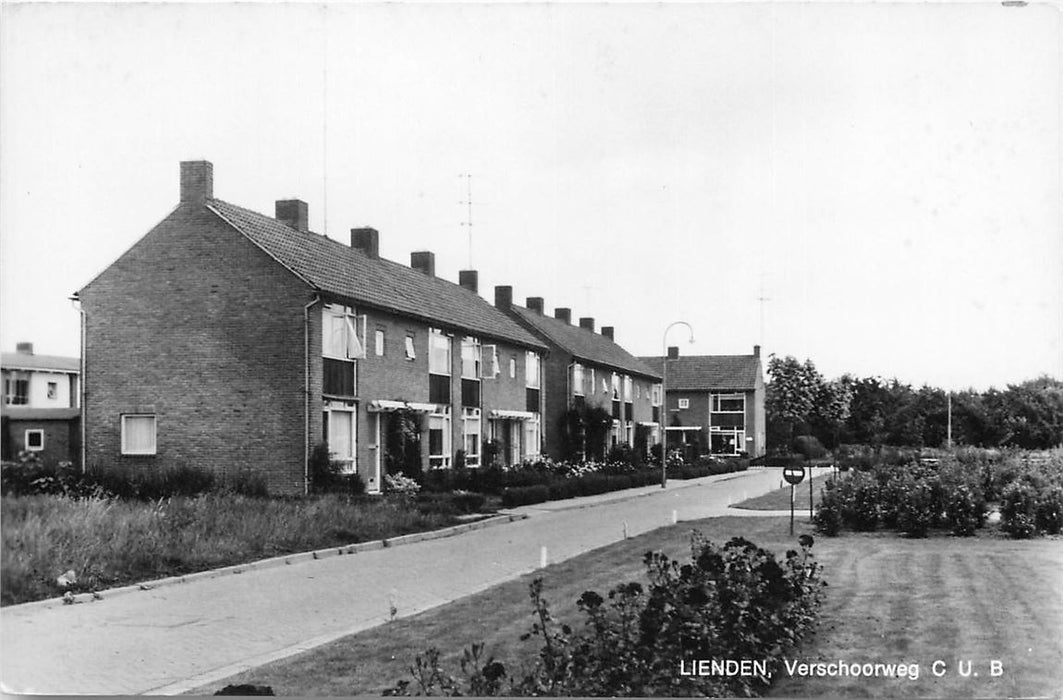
[385,473,422,496]
[1036,485,1063,535]
[943,482,986,536]
[1001,482,1039,538]
[387,534,825,697]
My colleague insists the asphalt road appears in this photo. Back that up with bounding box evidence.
[0,467,821,695]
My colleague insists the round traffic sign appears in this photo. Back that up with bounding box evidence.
[783,465,806,485]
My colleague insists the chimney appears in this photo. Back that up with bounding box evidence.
[276,200,309,233]
[180,160,213,203]
[526,297,544,314]
[579,317,595,332]
[411,251,435,277]
[601,326,614,341]
[15,341,33,355]
[494,285,513,310]
[753,344,761,358]
[554,308,572,324]
[459,270,479,293]
[667,346,679,360]
[351,227,379,258]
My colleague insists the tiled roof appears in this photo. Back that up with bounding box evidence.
[508,306,661,380]
[2,407,80,420]
[1,353,79,373]
[639,355,761,391]
[208,200,545,350]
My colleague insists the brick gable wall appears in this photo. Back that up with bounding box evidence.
[79,204,314,494]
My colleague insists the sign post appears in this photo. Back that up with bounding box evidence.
[783,465,806,536]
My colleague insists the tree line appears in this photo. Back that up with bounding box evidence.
[765,355,1063,451]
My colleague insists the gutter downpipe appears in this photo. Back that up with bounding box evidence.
[72,296,87,474]
[304,294,320,495]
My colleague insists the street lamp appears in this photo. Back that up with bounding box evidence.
[661,321,695,488]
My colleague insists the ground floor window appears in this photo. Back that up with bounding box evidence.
[625,422,634,447]
[710,428,744,455]
[121,414,156,455]
[324,406,357,473]
[610,420,621,447]
[462,408,481,467]
[25,429,44,452]
[429,411,451,469]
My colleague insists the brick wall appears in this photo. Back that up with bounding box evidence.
[79,204,314,495]
[3,417,79,466]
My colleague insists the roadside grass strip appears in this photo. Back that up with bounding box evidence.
[193,516,1063,698]
[731,473,835,511]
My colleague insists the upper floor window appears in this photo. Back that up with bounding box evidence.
[405,334,417,360]
[525,351,541,389]
[678,398,690,409]
[623,375,633,402]
[651,384,662,406]
[47,382,58,400]
[375,329,386,357]
[711,394,745,413]
[429,328,451,375]
[482,345,500,378]
[4,377,28,405]
[509,357,517,379]
[611,373,620,400]
[322,305,365,360]
[461,337,482,379]
[572,363,584,396]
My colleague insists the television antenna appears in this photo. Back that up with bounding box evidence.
[459,174,474,268]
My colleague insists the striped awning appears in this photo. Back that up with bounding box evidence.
[488,409,536,420]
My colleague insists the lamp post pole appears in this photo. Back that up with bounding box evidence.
[661,321,695,488]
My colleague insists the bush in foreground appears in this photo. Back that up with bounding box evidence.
[387,533,825,697]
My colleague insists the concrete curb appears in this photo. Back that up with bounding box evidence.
[6,512,527,614]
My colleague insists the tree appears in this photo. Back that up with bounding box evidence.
[766,355,827,450]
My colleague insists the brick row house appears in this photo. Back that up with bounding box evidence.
[640,346,766,458]
[1,342,81,465]
[75,161,547,495]
[495,290,663,461]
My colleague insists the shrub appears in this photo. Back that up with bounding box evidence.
[388,534,825,697]
[846,471,881,531]
[500,485,551,508]
[415,491,486,516]
[1001,482,1039,538]
[943,482,985,536]
[1035,485,1063,535]
[792,435,827,459]
[813,479,844,536]
[894,473,937,538]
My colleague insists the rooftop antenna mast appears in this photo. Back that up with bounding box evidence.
[459,173,474,268]
[757,273,771,347]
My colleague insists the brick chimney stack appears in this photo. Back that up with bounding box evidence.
[554,308,572,324]
[667,346,680,360]
[601,326,614,341]
[526,297,544,314]
[351,228,379,258]
[459,270,479,293]
[180,161,213,203]
[494,285,513,310]
[579,317,595,332]
[411,251,435,277]
[15,342,33,355]
[276,200,309,233]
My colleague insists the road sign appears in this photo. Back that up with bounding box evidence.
[783,465,806,485]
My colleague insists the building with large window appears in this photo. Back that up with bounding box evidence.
[639,346,766,458]
[1,342,81,465]
[495,289,662,461]
[75,161,546,494]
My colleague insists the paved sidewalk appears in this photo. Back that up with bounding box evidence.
[1,467,826,695]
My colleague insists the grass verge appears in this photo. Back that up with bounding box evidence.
[1,493,471,606]
[731,472,836,511]
[193,517,1063,698]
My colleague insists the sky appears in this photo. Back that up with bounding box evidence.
[1,1,1060,392]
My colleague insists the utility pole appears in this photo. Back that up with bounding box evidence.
[947,392,953,449]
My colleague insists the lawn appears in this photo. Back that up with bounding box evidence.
[193,517,1063,698]
[731,472,837,511]
[0,493,480,606]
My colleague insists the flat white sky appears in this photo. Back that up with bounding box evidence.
[1,2,1060,391]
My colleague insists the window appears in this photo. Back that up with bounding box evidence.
[47,382,58,400]
[711,393,745,413]
[121,414,157,455]
[522,417,541,460]
[678,398,690,409]
[461,337,482,379]
[651,384,662,406]
[623,375,633,402]
[25,429,44,452]
[4,377,28,405]
[375,329,386,357]
[525,351,541,388]
[322,305,365,359]
[601,377,608,394]
[405,334,416,360]
[324,407,357,473]
[429,411,451,469]
[711,393,745,431]
[429,328,451,375]
[611,373,620,400]
[509,357,516,379]
[589,368,596,393]
[483,345,500,378]
[572,363,584,396]
[462,408,481,467]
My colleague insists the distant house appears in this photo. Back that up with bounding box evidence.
[640,346,766,458]
[496,289,663,460]
[75,161,546,495]
[1,342,81,465]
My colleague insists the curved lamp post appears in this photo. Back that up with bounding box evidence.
[661,321,695,487]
